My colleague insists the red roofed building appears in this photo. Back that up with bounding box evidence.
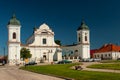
[90,49,97,58]
[94,44,120,60]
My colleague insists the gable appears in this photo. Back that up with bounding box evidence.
[34,23,54,35]
[35,29,54,35]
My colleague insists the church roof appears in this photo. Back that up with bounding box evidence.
[77,20,89,30]
[8,14,20,25]
[62,43,78,47]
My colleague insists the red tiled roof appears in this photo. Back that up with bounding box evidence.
[95,44,120,53]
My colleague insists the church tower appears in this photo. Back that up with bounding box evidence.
[77,20,90,59]
[7,14,21,65]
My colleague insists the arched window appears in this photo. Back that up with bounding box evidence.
[13,32,16,39]
[78,33,81,42]
[79,37,80,42]
[85,36,87,41]
[75,50,78,52]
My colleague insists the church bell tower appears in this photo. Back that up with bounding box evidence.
[77,20,90,59]
[7,14,21,65]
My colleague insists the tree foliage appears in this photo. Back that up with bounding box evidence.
[20,48,32,60]
[55,40,61,46]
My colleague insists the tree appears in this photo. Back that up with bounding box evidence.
[20,48,32,60]
[55,40,62,46]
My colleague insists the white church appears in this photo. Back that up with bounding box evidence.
[62,20,90,60]
[7,14,62,65]
[7,14,90,65]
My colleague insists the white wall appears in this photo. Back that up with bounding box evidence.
[8,25,21,42]
[112,52,120,59]
[8,24,21,65]
[22,23,62,63]
[8,43,21,65]
[77,30,90,44]
[62,43,90,59]
[81,44,90,59]
[94,51,120,60]
[26,24,58,47]
[24,47,62,62]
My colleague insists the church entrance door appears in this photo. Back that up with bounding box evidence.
[43,55,47,60]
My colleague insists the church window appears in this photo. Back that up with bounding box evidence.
[85,36,87,41]
[75,50,78,52]
[71,51,73,54]
[79,37,80,42]
[13,32,16,39]
[43,38,47,44]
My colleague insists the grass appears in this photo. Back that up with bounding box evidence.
[100,60,120,63]
[87,63,120,70]
[20,63,120,80]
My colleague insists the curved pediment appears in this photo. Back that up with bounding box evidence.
[34,23,54,35]
[39,23,50,30]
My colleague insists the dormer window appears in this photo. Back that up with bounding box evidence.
[13,32,16,39]
[41,32,48,34]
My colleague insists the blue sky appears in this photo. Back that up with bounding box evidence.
[1,0,120,55]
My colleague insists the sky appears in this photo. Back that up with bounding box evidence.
[1,0,120,55]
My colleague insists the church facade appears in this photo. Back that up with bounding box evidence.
[62,21,90,60]
[7,14,62,65]
[7,14,90,65]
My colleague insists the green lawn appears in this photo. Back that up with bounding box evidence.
[20,63,120,80]
[87,63,120,70]
[100,60,120,63]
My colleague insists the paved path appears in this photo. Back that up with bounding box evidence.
[0,65,64,80]
[81,62,120,73]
